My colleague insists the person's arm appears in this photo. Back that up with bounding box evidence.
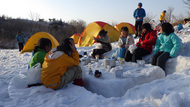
[141,9,146,18]
[96,36,109,44]
[128,36,135,45]
[153,36,161,54]
[133,9,137,18]
[142,31,157,45]
[169,34,181,57]
[16,35,19,41]
[62,39,79,66]
[118,37,124,47]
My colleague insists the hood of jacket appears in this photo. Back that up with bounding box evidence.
[48,48,64,59]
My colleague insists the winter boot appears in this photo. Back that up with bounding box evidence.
[73,78,83,87]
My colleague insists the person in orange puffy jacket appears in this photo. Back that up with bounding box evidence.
[41,38,83,90]
[124,23,157,62]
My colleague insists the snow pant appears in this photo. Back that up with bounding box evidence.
[56,66,83,90]
[118,48,126,59]
[135,21,143,38]
[18,43,23,52]
[91,49,107,59]
[124,48,150,62]
[151,51,171,71]
[112,48,126,59]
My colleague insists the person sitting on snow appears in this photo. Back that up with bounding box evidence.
[125,23,157,62]
[91,29,112,59]
[151,23,181,73]
[41,38,83,90]
[29,38,52,69]
[176,23,183,33]
[112,27,134,59]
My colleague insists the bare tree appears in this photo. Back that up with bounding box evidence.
[165,6,175,23]
[183,0,190,9]
[143,13,156,23]
[29,11,40,21]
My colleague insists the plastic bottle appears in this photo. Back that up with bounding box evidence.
[89,66,93,75]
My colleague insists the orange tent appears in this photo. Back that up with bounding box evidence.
[70,33,80,44]
[78,21,120,47]
[115,22,135,35]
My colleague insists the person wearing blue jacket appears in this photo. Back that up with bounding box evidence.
[151,23,181,73]
[176,23,183,32]
[16,31,25,51]
[133,2,146,38]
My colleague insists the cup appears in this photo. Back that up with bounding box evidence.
[137,60,145,67]
[95,55,99,62]
[119,58,125,64]
[115,69,123,78]
[81,57,91,65]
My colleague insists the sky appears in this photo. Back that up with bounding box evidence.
[0,0,189,25]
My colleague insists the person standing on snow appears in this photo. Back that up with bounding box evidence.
[16,31,25,51]
[151,23,181,73]
[133,2,146,38]
[41,38,83,90]
[159,10,166,24]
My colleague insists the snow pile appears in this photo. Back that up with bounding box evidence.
[83,61,165,98]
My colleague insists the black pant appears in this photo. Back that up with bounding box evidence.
[151,51,170,71]
[124,48,150,62]
[18,43,23,52]
[91,49,107,59]
[135,21,143,38]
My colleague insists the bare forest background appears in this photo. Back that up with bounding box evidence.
[0,13,86,49]
[0,0,190,49]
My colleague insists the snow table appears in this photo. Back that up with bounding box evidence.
[82,60,165,98]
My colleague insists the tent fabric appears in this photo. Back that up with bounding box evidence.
[70,33,81,44]
[20,32,59,54]
[78,21,120,47]
[115,22,135,35]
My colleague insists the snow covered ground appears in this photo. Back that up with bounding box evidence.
[0,22,190,107]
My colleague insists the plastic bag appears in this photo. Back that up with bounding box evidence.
[27,63,42,85]
[128,45,137,54]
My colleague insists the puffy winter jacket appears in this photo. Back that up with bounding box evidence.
[177,23,183,31]
[29,48,47,68]
[16,34,25,43]
[118,34,134,49]
[133,8,146,21]
[159,12,166,21]
[154,32,181,57]
[95,35,112,51]
[41,48,79,89]
[136,30,157,53]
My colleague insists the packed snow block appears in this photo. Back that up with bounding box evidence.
[165,56,190,75]
[82,61,165,98]
[84,77,135,98]
[8,71,53,98]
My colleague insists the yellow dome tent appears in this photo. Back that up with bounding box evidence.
[115,22,135,35]
[78,21,120,47]
[20,32,59,54]
[70,33,81,44]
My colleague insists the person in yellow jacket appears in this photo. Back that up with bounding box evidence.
[41,38,83,90]
[160,10,166,24]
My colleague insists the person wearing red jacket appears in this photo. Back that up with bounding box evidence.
[125,23,157,62]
